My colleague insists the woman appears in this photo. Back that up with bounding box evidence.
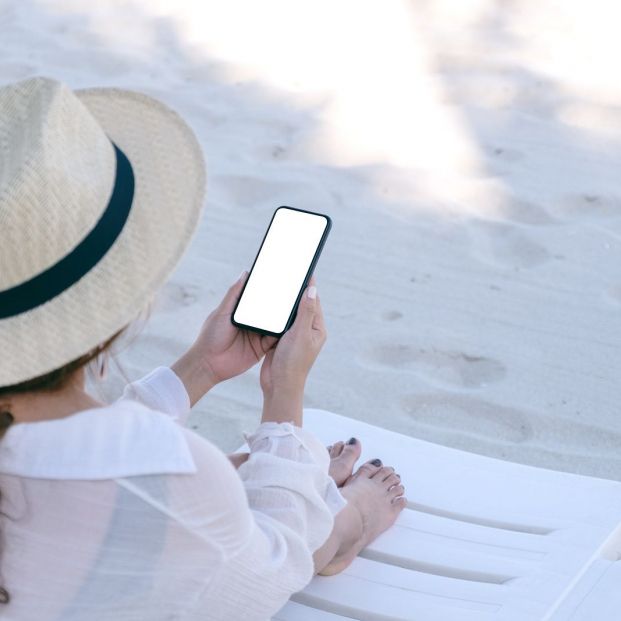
[0,77,406,620]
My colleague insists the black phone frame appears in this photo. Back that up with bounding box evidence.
[230,205,332,337]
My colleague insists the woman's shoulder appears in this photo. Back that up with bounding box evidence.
[0,398,198,480]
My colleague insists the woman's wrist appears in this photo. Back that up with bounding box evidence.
[261,385,304,426]
[170,347,218,408]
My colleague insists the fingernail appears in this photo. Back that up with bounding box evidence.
[371,458,382,466]
[347,437,357,445]
[238,269,247,281]
[307,285,317,299]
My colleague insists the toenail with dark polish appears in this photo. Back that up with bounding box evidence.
[371,458,382,466]
[347,437,357,445]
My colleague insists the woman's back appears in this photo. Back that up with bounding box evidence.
[1,368,346,620]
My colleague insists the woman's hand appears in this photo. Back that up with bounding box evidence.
[227,452,250,469]
[172,271,278,406]
[195,271,280,381]
[260,278,327,424]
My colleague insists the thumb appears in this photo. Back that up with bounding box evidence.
[294,284,317,330]
[218,269,247,313]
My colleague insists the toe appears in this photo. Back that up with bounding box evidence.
[388,483,406,500]
[392,495,407,510]
[339,437,362,462]
[328,440,362,487]
[330,439,361,482]
[352,459,383,479]
[330,441,345,458]
[384,473,401,489]
[371,465,395,481]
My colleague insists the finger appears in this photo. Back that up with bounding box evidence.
[312,293,326,333]
[248,332,278,361]
[260,334,278,353]
[261,346,276,369]
[217,270,248,314]
[292,284,318,331]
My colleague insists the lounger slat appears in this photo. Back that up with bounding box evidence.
[339,554,596,614]
[394,508,608,557]
[273,599,358,620]
[359,529,539,582]
[293,572,505,621]
[341,556,507,602]
[548,561,621,620]
[361,521,605,583]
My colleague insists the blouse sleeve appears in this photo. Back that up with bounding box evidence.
[117,366,191,422]
[238,419,349,544]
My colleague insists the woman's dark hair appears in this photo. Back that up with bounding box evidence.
[0,327,127,605]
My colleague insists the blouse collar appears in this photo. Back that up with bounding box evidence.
[0,399,197,480]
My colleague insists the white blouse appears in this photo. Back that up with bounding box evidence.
[0,367,347,621]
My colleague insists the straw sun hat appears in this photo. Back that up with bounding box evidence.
[0,77,206,386]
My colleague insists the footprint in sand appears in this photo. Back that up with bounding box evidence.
[271,145,287,159]
[401,394,534,443]
[359,343,506,389]
[381,310,403,322]
[552,194,621,221]
[499,199,558,226]
[605,285,621,305]
[155,281,200,313]
[1,62,37,81]
[85,52,131,78]
[489,146,525,164]
[131,334,185,363]
[216,174,293,208]
[402,393,621,455]
[467,220,551,269]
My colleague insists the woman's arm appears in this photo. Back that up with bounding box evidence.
[170,272,322,412]
[258,281,324,428]
[170,347,218,408]
[169,271,279,407]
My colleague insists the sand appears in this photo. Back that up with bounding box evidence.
[3,1,620,480]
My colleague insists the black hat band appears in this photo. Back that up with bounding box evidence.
[0,142,135,319]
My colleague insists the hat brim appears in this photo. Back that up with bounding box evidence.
[0,87,206,386]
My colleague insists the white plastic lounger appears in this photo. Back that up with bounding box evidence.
[236,408,621,621]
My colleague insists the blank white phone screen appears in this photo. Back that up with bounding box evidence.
[233,208,328,334]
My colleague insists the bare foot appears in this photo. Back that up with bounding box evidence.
[227,452,250,469]
[326,438,362,486]
[318,459,407,576]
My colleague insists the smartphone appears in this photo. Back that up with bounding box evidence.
[231,206,332,337]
